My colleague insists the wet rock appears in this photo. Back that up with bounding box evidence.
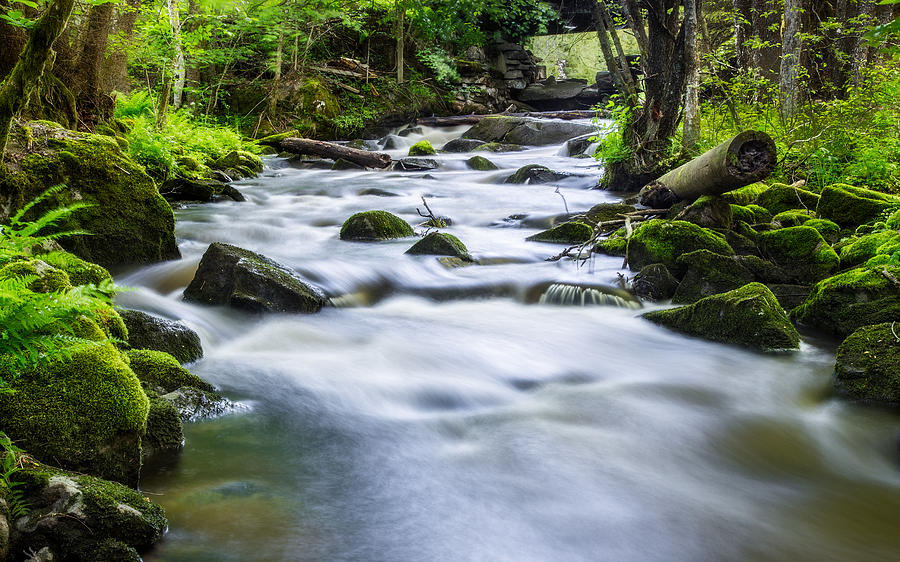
[212,150,263,174]
[756,226,839,283]
[564,133,596,157]
[358,188,400,197]
[791,266,900,337]
[405,232,473,261]
[184,242,329,314]
[332,158,365,171]
[220,183,246,202]
[632,263,679,301]
[396,157,439,171]
[505,164,570,184]
[833,322,900,404]
[398,126,424,137]
[159,177,222,202]
[408,140,436,156]
[465,155,498,170]
[125,349,214,393]
[143,394,184,458]
[765,283,812,310]
[583,203,636,225]
[816,183,900,227]
[754,183,820,215]
[674,196,733,229]
[119,309,203,364]
[381,134,406,149]
[473,142,526,152]
[532,282,641,308]
[441,138,485,153]
[626,219,734,273]
[463,116,594,146]
[526,221,593,244]
[644,283,800,352]
[672,250,755,304]
[594,227,628,257]
[161,386,237,422]
[340,210,414,241]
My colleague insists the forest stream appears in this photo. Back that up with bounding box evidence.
[116,122,900,562]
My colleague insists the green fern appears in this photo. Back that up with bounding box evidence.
[0,431,29,519]
[0,184,92,262]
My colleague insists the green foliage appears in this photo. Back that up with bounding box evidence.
[0,184,92,261]
[114,90,156,119]
[0,431,29,519]
[416,47,460,85]
[593,98,633,167]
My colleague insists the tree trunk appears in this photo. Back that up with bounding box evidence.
[733,0,752,71]
[780,0,802,121]
[0,0,77,160]
[100,0,143,94]
[750,0,781,80]
[167,0,185,109]
[851,0,876,85]
[594,1,633,100]
[280,138,393,169]
[682,0,701,153]
[268,30,283,117]
[72,1,115,127]
[395,0,404,83]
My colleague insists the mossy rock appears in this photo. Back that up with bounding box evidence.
[405,232,473,260]
[12,462,167,558]
[213,150,263,174]
[753,183,820,215]
[442,138,487,153]
[143,394,184,458]
[803,218,841,244]
[816,183,900,228]
[332,158,365,171]
[626,219,733,273]
[505,164,570,184]
[0,258,71,293]
[93,303,129,341]
[594,228,628,257]
[886,209,900,229]
[119,309,203,364]
[672,250,755,304]
[256,130,299,147]
[340,210,414,241]
[745,204,773,224]
[730,204,756,225]
[773,209,815,227]
[756,226,839,283]
[644,283,800,352]
[583,203,636,225]
[721,182,768,206]
[838,230,900,269]
[473,142,526,152]
[526,221,593,244]
[465,155,498,170]
[632,263,679,301]
[38,251,112,286]
[125,349,214,393]
[833,322,900,404]
[463,116,594,146]
[674,196,733,229]
[0,337,148,486]
[766,283,813,311]
[408,140,436,156]
[791,266,900,337]
[0,123,180,267]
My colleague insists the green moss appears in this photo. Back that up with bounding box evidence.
[256,130,299,147]
[745,204,773,224]
[405,232,473,260]
[754,183,821,216]
[772,209,814,227]
[791,266,900,337]
[0,339,149,486]
[408,140,436,156]
[632,263,679,301]
[526,221,593,244]
[839,230,900,268]
[757,226,840,283]
[144,394,184,456]
[675,196,733,229]
[213,150,263,174]
[595,227,628,257]
[583,203,636,225]
[465,155,498,170]
[672,250,754,304]
[93,303,128,341]
[473,142,525,152]
[340,210,414,241]
[644,282,800,352]
[816,183,900,227]
[721,182,768,206]
[38,251,112,286]
[833,322,900,404]
[886,209,900,229]
[730,204,755,225]
[626,219,734,272]
[0,259,71,293]
[125,349,214,393]
[803,218,841,244]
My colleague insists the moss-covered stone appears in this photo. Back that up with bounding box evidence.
[674,196,732,229]
[1,122,180,267]
[730,204,755,225]
[745,204,773,224]
[405,232,473,260]
[754,183,821,215]
[212,150,263,174]
[0,337,148,486]
[465,155,498,170]
[594,227,628,257]
[886,209,900,229]
[626,219,734,273]
[340,210,414,241]
[791,266,900,337]
[526,221,593,244]
[721,182,768,205]
[504,164,569,184]
[833,322,900,404]
[644,282,800,352]
[119,309,203,364]
[672,250,755,304]
[839,230,900,269]
[93,302,129,341]
[473,142,526,152]
[756,226,840,283]
[583,203,636,225]
[0,258,71,293]
[463,116,594,146]
[803,218,841,244]
[38,251,112,286]
[143,394,184,458]
[632,263,679,301]
[766,283,813,311]
[408,140,436,156]
[773,209,814,227]
[12,462,167,557]
[816,183,900,227]
[256,130,299,147]
[125,349,214,393]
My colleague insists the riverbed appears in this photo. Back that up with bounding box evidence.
[123,123,900,561]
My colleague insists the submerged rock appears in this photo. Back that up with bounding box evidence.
[119,309,203,364]
[396,157,439,171]
[405,232,473,261]
[632,263,679,301]
[505,164,571,184]
[340,210,414,241]
[526,221,593,244]
[833,322,900,404]
[161,386,237,422]
[626,219,734,272]
[465,155,498,170]
[184,242,329,314]
[644,283,800,352]
[463,116,594,146]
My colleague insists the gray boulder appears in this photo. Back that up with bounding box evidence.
[119,309,203,364]
[463,116,594,146]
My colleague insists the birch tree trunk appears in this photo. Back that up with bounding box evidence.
[268,30,283,117]
[733,0,751,71]
[779,0,802,121]
[395,0,404,83]
[851,0,876,85]
[682,0,701,153]
[167,0,185,109]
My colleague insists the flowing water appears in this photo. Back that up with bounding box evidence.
[125,124,900,562]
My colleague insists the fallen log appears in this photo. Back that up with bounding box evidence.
[280,138,392,169]
[416,110,605,127]
[639,131,776,206]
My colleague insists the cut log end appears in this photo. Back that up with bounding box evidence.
[725,131,777,182]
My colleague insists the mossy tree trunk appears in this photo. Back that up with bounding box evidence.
[72,1,115,127]
[0,0,77,161]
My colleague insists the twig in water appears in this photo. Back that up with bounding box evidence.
[416,196,445,229]
[554,187,569,216]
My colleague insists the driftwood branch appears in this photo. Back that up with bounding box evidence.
[280,137,392,169]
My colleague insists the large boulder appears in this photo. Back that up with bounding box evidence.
[0,122,180,267]
[671,250,755,304]
[756,226,840,283]
[505,164,571,184]
[753,183,820,216]
[462,116,594,146]
[183,243,329,313]
[838,230,900,269]
[119,309,203,364]
[441,138,485,153]
[632,264,679,301]
[644,283,800,352]
[833,323,900,404]
[143,393,184,459]
[626,219,734,272]
[674,195,733,229]
[125,349,214,393]
[791,266,900,338]
[526,221,593,244]
[721,183,768,206]
[816,183,900,227]
[340,210,414,241]
[0,333,149,487]
[10,462,167,560]
[405,232,473,261]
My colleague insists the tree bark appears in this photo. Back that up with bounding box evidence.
[268,30,283,117]
[167,0,185,109]
[750,0,781,80]
[280,138,393,168]
[72,1,115,126]
[733,0,752,71]
[100,0,143,94]
[395,0,404,83]
[0,0,77,160]
[851,0,876,85]
[780,0,802,121]
[682,0,701,153]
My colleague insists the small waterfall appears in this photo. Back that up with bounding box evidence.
[537,282,642,309]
